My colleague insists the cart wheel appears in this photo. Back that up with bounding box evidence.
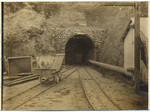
[40,77,47,83]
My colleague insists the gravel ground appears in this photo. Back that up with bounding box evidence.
[3,79,40,101]
[14,70,93,110]
[86,66,148,110]
[3,66,148,110]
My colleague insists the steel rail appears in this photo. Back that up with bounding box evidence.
[83,66,121,110]
[77,67,95,110]
[3,66,74,102]
[11,67,79,110]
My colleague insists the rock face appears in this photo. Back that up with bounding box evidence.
[84,6,132,67]
[3,8,60,58]
[4,2,146,70]
[52,27,108,58]
[4,9,45,57]
[46,9,87,27]
[100,18,131,67]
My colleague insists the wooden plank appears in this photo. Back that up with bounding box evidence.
[124,28,135,69]
[5,75,39,86]
[6,74,39,83]
[7,56,32,60]
[140,60,148,85]
[41,2,135,6]
[140,30,148,67]
[3,76,23,81]
[102,2,135,6]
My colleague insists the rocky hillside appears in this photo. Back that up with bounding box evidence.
[3,2,148,68]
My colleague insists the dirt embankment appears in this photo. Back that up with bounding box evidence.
[4,9,56,58]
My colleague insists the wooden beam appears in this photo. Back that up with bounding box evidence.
[102,2,135,6]
[134,2,141,71]
[132,2,141,91]
[42,2,136,6]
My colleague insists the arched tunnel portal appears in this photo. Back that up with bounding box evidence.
[65,35,95,65]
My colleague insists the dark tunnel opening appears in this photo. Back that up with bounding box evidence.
[65,35,95,65]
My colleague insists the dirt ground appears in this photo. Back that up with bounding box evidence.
[10,70,93,110]
[3,66,148,110]
[86,66,148,110]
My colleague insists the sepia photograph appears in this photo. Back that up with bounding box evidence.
[2,1,148,110]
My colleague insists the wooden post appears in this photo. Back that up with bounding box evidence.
[134,2,141,71]
[134,2,141,91]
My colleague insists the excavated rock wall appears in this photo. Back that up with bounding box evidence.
[3,9,46,57]
[53,27,108,61]
[84,6,133,67]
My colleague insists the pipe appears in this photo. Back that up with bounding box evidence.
[88,60,132,77]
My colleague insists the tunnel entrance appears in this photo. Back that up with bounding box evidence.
[65,35,95,65]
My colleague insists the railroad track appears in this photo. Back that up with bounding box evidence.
[3,65,147,110]
[3,66,74,102]
[3,66,79,110]
[3,65,122,110]
[77,66,95,110]
[78,66,121,110]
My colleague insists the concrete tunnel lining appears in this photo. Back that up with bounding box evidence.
[65,35,95,65]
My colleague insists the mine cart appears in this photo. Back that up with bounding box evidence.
[7,56,32,76]
[35,53,65,83]
[4,56,38,86]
